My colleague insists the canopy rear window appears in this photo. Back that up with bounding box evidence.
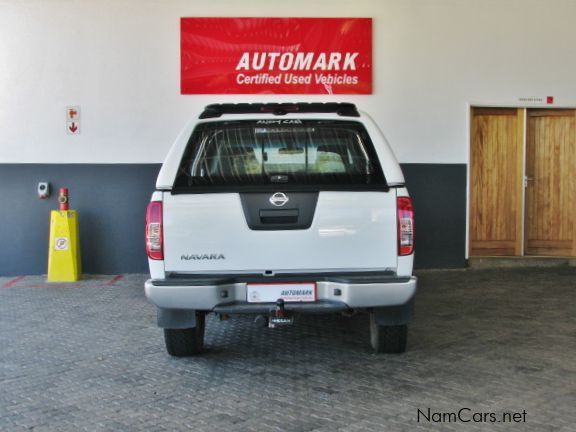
[173,120,387,191]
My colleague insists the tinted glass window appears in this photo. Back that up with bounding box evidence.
[174,120,386,190]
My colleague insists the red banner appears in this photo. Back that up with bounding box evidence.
[181,18,372,95]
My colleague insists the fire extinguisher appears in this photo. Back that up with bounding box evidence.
[58,188,69,211]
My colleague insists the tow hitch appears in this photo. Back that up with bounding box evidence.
[269,299,294,328]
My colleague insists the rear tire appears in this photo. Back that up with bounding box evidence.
[369,313,407,354]
[164,312,206,357]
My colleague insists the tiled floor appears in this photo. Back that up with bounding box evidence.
[1,268,575,431]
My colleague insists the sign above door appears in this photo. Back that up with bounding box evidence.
[180,18,372,95]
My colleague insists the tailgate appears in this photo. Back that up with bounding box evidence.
[162,191,397,273]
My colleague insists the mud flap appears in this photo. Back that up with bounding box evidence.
[157,307,197,329]
[372,297,415,326]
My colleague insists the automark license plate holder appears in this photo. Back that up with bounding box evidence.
[246,282,316,303]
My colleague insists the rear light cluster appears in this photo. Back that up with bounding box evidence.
[397,197,415,256]
[146,201,163,260]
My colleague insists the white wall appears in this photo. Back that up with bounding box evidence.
[1,0,576,164]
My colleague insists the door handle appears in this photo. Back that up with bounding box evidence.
[524,176,534,187]
[259,209,299,224]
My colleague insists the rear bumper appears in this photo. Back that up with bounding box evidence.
[145,273,417,312]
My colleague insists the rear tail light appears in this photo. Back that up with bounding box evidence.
[146,201,163,260]
[397,197,415,256]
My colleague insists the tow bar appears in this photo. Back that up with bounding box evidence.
[269,299,294,328]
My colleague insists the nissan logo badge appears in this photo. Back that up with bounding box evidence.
[269,192,289,207]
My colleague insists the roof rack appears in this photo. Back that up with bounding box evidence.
[199,103,360,119]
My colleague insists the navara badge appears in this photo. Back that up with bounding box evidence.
[269,192,289,207]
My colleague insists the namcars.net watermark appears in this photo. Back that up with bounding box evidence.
[417,408,527,424]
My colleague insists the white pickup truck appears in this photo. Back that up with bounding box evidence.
[145,103,416,356]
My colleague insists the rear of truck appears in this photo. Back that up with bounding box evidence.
[145,103,416,355]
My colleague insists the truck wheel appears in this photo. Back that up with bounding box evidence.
[369,313,407,354]
[163,312,206,356]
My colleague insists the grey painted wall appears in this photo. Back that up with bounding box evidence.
[0,164,160,276]
[402,164,467,269]
[0,163,466,276]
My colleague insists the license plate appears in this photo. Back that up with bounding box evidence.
[247,282,316,303]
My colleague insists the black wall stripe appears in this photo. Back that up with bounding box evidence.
[0,164,160,276]
[401,164,467,269]
[0,163,466,276]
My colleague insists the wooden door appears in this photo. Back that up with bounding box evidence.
[469,108,524,256]
[525,110,576,256]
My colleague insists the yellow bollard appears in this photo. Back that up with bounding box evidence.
[47,188,81,282]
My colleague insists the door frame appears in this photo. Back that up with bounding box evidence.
[465,103,576,260]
